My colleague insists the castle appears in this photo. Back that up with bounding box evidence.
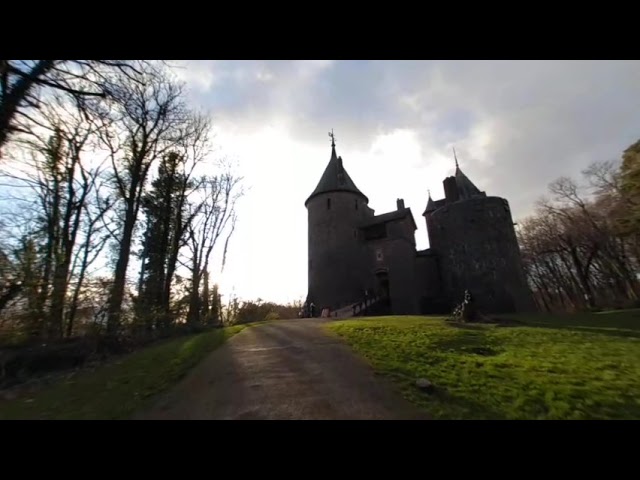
[305,133,535,316]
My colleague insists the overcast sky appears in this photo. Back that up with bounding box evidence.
[170,60,640,305]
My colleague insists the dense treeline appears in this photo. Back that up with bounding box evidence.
[0,60,248,345]
[519,140,640,312]
[220,297,304,325]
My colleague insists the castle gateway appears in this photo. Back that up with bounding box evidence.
[305,134,535,315]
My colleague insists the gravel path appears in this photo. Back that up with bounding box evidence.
[135,319,429,420]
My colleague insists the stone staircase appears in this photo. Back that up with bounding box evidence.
[355,297,391,317]
[326,296,390,319]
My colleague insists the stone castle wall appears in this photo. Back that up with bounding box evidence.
[429,196,535,313]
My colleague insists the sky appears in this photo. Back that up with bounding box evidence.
[169,60,640,305]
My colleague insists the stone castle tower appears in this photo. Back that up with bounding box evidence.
[305,134,373,310]
[306,136,535,315]
[422,149,535,313]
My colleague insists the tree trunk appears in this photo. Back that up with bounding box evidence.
[49,254,72,339]
[67,237,91,337]
[201,269,210,325]
[186,246,201,326]
[163,208,183,315]
[543,256,576,310]
[187,271,201,327]
[107,197,137,337]
[569,246,596,309]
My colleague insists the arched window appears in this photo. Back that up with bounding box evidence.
[355,199,358,210]
[327,198,331,210]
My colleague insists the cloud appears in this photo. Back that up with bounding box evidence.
[172,60,640,303]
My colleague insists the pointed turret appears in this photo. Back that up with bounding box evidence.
[452,147,485,200]
[305,131,368,206]
[306,131,371,312]
[423,190,437,216]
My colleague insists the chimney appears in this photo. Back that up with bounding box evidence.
[396,198,405,210]
[443,177,459,203]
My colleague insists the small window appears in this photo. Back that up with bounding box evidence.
[327,198,331,210]
[355,200,358,210]
[376,249,384,261]
[353,230,358,239]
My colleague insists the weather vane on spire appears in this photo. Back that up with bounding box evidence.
[328,129,336,148]
[453,146,459,168]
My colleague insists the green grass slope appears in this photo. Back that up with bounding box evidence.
[0,325,247,420]
[327,311,640,420]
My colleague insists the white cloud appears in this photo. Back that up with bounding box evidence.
[171,60,220,91]
[168,60,640,305]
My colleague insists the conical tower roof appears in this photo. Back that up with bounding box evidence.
[453,147,484,200]
[454,165,483,199]
[305,136,368,206]
[423,190,436,216]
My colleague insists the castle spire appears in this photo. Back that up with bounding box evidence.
[329,129,337,161]
[452,148,485,200]
[329,129,336,148]
[305,131,368,206]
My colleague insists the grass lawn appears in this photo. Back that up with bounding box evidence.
[326,311,640,420]
[0,325,248,420]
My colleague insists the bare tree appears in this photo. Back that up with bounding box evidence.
[185,172,242,327]
[520,162,640,312]
[0,60,150,155]
[100,66,195,336]
[0,227,23,315]
[136,113,213,333]
[163,114,212,317]
[0,95,106,338]
[65,181,113,337]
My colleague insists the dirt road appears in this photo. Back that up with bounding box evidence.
[135,319,428,420]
